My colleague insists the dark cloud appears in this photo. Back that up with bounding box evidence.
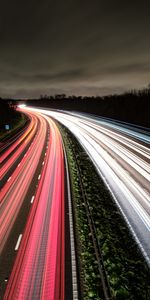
[0,0,150,98]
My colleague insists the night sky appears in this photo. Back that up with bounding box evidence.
[0,0,150,98]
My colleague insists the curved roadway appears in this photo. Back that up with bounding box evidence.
[0,111,65,299]
[23,107,150,266]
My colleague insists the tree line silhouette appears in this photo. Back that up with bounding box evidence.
[0,99,19,130]
[0,88,150,128]
[26,88,150,127]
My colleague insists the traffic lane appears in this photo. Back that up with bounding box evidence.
[0,131,49,299]
[58,117,150,225]
[79,129,150,213]
[4,117,65,300]
[0,117,49,299]
[0,113,46,201]
[48,110,150,167]
[0,116,39,188]
[53,112,150,162]
[38,111,150,263]
[62,114,150,182]
[41,122,64,300]
[66,112,150,145]
[0,114,37,172]
[0,113,35,165]
[41,108,150,154]
[82,130,150,224]
[78,118,150,162]
[74,121,150,191]
[0,115,47,255]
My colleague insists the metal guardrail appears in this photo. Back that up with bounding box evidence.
[63,145,79,300]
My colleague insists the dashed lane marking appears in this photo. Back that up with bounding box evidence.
[15,234,22,251]
[31,195,35,204]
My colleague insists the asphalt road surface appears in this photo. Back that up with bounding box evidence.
[25,107,150,266]
[0,110,76,300]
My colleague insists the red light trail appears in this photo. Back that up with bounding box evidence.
[1,111,65,299]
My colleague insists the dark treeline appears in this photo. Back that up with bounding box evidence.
[25,88,150,127]
[1,88,150,127]
[0,99,19,129]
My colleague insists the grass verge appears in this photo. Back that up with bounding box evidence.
[0,112,28,142]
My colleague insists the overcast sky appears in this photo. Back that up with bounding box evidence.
[0,0,150,98]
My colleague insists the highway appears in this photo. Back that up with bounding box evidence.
[0,110,76,299]
[0,105,149,299]
[23,106,150,266]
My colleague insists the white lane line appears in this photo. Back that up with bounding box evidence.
[31,195,35,204]
[38,174,41,180]
[7,177,11,182]
[45,152,46,156]
[15,234,22,251]
[42,161,45,165]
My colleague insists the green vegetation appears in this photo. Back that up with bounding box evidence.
[0,114,28,142]
[0,100,28,142]
[59,124,150,300]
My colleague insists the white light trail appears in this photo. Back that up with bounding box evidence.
[23,106,150,263]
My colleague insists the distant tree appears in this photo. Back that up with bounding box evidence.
[54,94,66,100]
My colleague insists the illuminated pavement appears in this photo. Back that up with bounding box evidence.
[0,112,47,255]
[0,111,74,299]
[24,107,150,266]
[1,105,149,299]
[0,113,38,188]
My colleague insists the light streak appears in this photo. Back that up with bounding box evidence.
[3,112,65,300]
[24,107,150,262]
